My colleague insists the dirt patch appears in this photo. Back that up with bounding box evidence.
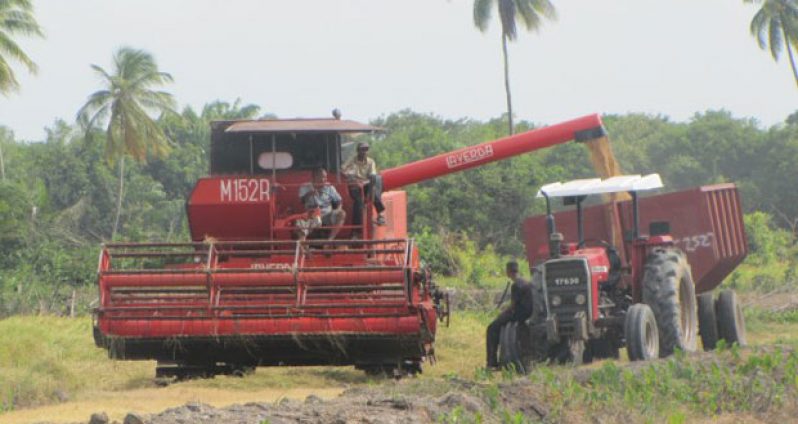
[741,289,798,312]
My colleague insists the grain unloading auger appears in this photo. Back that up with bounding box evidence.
[92,113,620,378]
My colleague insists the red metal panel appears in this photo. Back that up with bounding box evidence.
[380,114,604,191]
[188,177,273,241]
[523,184,748,292]
[374,191,408,240]
[101,316,422,338]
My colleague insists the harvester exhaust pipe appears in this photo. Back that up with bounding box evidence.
[542,191,562,258]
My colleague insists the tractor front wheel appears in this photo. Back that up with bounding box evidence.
[698,292,719,351]
[625,303,659,361]
[641,248,698,357]
[716,290,747,347]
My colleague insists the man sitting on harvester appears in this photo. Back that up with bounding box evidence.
[297,167,346,241]
[343,141,386,231]
[486,261,536,369]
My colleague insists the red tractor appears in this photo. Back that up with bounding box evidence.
[498,174,748,369]
[92,113,610,378]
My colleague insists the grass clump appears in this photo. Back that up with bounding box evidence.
[524,346,798,421]
[0,315,152,410]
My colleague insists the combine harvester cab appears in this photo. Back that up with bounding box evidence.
[93,118,439,378]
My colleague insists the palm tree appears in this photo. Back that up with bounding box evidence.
[746,0,798,87]
[77,47,177,239]
[0,0,43,95]
[473,0,556,135]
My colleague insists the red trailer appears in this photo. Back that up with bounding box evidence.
[522,183,747,294]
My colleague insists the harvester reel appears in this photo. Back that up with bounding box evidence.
[642,248,698,357]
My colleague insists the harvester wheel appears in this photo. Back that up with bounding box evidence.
[625,303,659,361]
[698,292,719,351]
[641,248,698,357]
[716,290,747,347]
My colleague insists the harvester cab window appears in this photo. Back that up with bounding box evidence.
[211,131,341,175]
[257,152,293,170]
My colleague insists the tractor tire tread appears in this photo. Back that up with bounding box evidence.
[641,248,698,357]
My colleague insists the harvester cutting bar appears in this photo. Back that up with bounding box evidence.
[98,239,416,322]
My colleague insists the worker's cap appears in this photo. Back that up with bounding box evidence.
[506,261,519,273]
[356,141,370,151]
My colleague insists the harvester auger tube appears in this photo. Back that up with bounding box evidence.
[380,114,605,191]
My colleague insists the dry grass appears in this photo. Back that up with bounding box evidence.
[1,307,796,423]
[0,312,492,423]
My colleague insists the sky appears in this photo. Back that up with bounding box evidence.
[0,0,795,141]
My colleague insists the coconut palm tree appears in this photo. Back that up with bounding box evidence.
[77,47,177,239]
[746,0,798,87]
[473,0,556,135]
[0,0,43,95]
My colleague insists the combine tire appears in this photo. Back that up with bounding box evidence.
[698,292,719,351]
[641,248,698,357]
[716,290,747,347]
[625,303,659,361]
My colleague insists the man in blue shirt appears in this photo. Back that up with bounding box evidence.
[297,168,346,241]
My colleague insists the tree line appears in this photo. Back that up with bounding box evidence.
[1,105,798,313]
[1,1,797,314]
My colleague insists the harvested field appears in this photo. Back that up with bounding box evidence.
[2,297,798,424]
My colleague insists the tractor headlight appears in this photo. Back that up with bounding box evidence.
[551,295,562,307]
[575,294,587,305]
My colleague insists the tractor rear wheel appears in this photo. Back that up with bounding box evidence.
[641,248,698,357]
[625,303,659,361]
[716,290,747,347]
[698,292,719,351]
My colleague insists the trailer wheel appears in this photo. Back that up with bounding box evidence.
[642,248,698,357]
[698,292,719,351]
[625,303,659,361]
[716,290,747,347]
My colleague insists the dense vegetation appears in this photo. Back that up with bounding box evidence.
[1,107,797,314]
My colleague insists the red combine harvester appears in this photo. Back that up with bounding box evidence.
[93,114,610,378]
[497,174,748,370]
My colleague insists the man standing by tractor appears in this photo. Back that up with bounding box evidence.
[298,168,346,241]
[486,261,536,369]
[343,141,386,230]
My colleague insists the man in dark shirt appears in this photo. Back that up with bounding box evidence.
[486,261,536,369]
